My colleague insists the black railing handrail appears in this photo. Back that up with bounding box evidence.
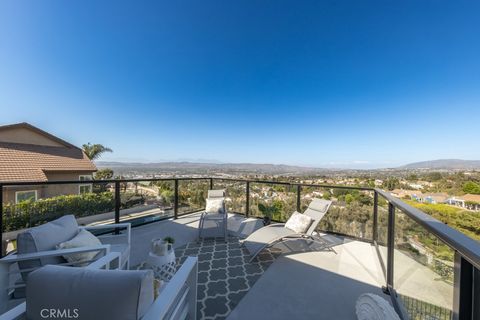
[376,188,480,270]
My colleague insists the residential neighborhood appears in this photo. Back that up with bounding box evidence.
[390,189,480,211]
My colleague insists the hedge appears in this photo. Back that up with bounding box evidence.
[2,192,115,232]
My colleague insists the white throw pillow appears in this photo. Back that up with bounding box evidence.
[205,198,225,214]
[285,212,313,234]
[356,293,401,320]
[57,229,102,266]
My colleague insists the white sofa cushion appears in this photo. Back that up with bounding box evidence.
[285,212,313,234]
[205,198,225,215]
[356,293,401,320]
[26,265,154,320]
[57,228,102,266]
[16,215,79,280]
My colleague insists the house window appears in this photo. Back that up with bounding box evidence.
[79,185,92,194]
[15,190,37,203]
[79,175,93,194]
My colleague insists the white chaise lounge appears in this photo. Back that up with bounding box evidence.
[198,189,228,242]
[243,198,332,261]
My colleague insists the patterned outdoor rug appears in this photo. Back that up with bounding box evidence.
[175,237,282,320]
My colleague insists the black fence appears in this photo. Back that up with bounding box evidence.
[0,177,479,320]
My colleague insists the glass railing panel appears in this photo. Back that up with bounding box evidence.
[394,209,454,320]
[2,181,116,254]
[376,196,389,274]
[300,186,375,240]
[178,179,209,215]
[211,180,246,214]
[248,182,296,221]
[118,180,175,224]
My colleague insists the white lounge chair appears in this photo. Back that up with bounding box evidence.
[242,198,332,261]
[0,253,198,320]
[198,189,228,242]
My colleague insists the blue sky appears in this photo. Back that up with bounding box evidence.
[0,1,479,168]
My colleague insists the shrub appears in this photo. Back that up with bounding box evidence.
[3,192,115,232]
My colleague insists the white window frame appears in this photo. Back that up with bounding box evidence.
[15,190,38,204]
[79,175,93,194]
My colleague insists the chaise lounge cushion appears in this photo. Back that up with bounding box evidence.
[308,198,331,213]
[26,265,154,320]
[205,198,225,215]
[17,215,79,280]
[285,212,313,234]
[207,189,226,198]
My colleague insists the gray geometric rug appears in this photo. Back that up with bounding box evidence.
[175,237,282,320]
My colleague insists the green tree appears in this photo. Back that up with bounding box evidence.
[426,172,443,182]
[345,194,354,204]
[94,168,114,180]
[462,181,480,194]
[258,200,284,221]
[82,143,113,160]
[382,177,400,191]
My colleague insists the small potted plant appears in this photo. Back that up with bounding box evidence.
[163,236,175,251]
[258,204,273,226]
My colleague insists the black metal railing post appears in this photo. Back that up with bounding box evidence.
[245,181,250,217]
[373,191,378,243]
[114,181,120,224]
[453,253,480,320]
[209,178,213,190]
[114,181,121,234]
[296,185,301,212]
[386,202,395,291]
[174,179,179,219]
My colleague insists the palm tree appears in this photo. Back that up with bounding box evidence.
[82,143,113,160]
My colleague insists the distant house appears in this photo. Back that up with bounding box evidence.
[423,193,449,204]
[391,189,448,204]
[0,123,97,204]
[408,183,424,190]
[446,197,465,207]
[446,194,480,211]
[461,194,480,211]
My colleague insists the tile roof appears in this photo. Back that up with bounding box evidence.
[461,194,480,203]
[0,142,96,182]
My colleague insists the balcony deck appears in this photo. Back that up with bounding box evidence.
[127,212,388,320]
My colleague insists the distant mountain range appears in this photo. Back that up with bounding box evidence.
[399,159,480,170]
[96,159,480,174]
[96,161,332,174]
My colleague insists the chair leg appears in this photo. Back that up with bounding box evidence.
[224,217,227,242]
[248,243,271,263]
[198,214,205,241]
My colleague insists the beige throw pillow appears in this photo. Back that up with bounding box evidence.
[285,212,313,234]
[57,229,102,266]
[205,198,225,214]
